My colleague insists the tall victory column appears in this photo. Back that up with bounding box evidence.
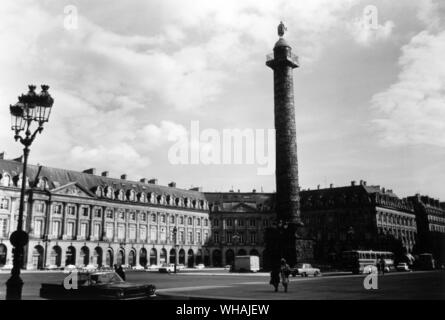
[264,22,314,269]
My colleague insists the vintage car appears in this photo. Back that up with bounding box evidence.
[40,271,156,300]
[158,263,176,273]
[291,263,322,277]
[396,262,411,272]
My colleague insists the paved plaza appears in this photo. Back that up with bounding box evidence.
[0,269,443,300]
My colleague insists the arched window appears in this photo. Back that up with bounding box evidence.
[175,198,181,206]
[139,192,146,203]
[105,186,114,199]
[116,189,125,201]
[166,195,172,205]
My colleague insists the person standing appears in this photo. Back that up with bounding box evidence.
[280,259,291,293]
[270,267,280,292]
[115,264,126,281]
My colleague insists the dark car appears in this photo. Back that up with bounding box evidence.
[40,271,156,300]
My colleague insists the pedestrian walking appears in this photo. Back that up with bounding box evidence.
[380,258,386,275]
[280,259,291,293]
[270,267,280,292]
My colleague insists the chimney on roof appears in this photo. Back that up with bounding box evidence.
[120,174,127,180]
[238,189,240,193]
[101,171,109,177]
[388,189,393,194]
[83,168,96,175]
[317,184,320,190]
[351,181,356,186]
[330,183,334,188]
[148,178,157,184]
[168,182,176,188]
[363,181,367,186]
[382,187,386,193]
[140,178,147,183]
[189,187,202,192]
[0,152,4,159]
[252,189,256,193]
[360,180,363,185]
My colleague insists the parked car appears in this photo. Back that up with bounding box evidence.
[40,271,156,300]
[146,264,160,271]
[132,265,145,271]
[63,264,78,274]
[177,264,185,270]
[291,263,321,277]
[396,262,411,272]
[158,263,175,273]
[195,264,205,269]
[363,265,378,274]
[45,264,60,270]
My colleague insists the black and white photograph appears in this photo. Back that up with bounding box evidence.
[0,0,444,309]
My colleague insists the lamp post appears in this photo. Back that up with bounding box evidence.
[232,232,240,271]
[6,85,54,300]
[172,227,177,273]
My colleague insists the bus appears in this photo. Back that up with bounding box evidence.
[416,253,435,270]
[341,250,395,274]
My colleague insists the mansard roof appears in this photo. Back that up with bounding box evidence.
[0,159,206,200]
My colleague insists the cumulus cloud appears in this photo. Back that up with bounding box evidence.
[371,6,445,148]
[347,6,395,46]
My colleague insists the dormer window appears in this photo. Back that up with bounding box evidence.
[0,173,11,187]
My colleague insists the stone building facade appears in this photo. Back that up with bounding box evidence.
[299,181,417,263]
[204,191,275,267]
[1,157,441,270]
[407,194,445,264]
[0,159,211,270]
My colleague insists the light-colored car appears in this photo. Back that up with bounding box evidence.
[177,264,185,270]
[63,264,77,274]
[363,265,378,274]
[195,263,205,269]
[132,265,145,271]
[291,263,321,277]
[396,262,411,272]
[158,263,175,273]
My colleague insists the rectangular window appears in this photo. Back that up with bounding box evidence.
[118,224,125,239]
[129,225,136,240]
[106,223,114,239]
[0,218,8,237]
[150,226,157,241]
[226,219,232,227]
[53,204,62,214]
[250,232,256,243]
[188,231,193,243]
[52,221,60,237]
[238,219,244,227]
[0,198,10,210]
[140,226,147,241]
[67,222,75,237]
[82,207,89,217]
[80,223,87,237]
[34,220,43,237]
[140,213,146,221]
[93,223,100,238]
[249,219,256,227]
[197,232,201,244]
[67,206,76,216]
[179,230,184,243]
[94,208,102,218]
[130,212,135,221]
[106,209,113,219]
[119,211,125,220]
[213,232,219,243]
[34,202,44,213]
[160,227,166,241]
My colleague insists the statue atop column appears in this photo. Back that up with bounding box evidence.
[278,21,287,37]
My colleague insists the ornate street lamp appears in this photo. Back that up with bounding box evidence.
[172,227,177,273]
[6,84,54,300]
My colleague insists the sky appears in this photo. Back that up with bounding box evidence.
[0,0,444,200]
